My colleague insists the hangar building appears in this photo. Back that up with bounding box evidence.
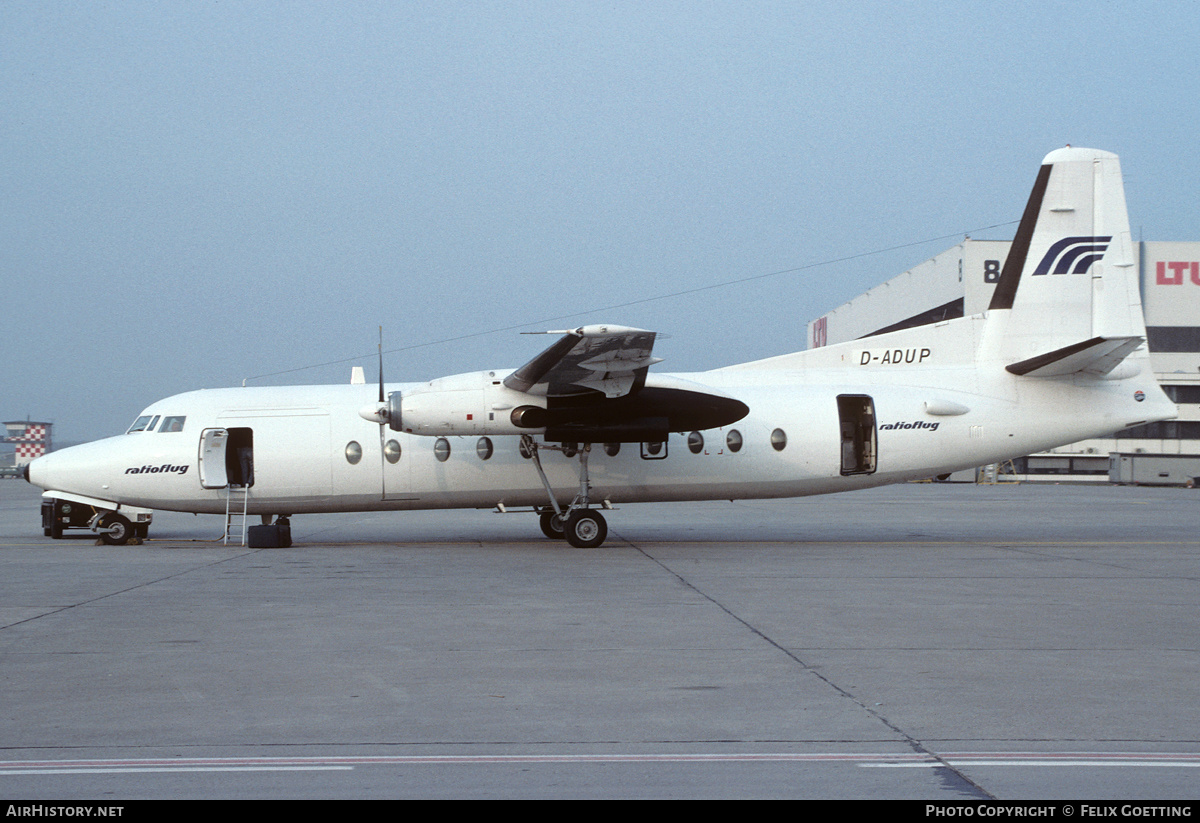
[806,240,1200,482]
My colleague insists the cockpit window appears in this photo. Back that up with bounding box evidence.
[159,416,186,433]
[127,415,157,433]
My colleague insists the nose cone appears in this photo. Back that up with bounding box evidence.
[25,454,47,489]
[23,436,127,497]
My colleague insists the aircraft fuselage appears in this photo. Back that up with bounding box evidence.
[28,357,1161,519]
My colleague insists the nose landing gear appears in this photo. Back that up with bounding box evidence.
[97,512,134,546]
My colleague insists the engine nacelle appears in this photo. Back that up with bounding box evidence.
[386,371,547,436]
[354,367,749,441]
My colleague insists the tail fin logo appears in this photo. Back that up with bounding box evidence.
[1032,236,1112,275]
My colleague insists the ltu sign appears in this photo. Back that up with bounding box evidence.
[1156,261,1200,285]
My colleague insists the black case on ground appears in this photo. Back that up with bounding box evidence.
[247,523,291,548]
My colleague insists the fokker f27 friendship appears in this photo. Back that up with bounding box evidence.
[27,148,1177,548]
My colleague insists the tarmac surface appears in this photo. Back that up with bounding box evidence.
[1,478,1198,799]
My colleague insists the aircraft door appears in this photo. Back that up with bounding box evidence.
[224,427,254,487]
[199,427,255,488]
[199,428,230,488]
[837,395,877,475]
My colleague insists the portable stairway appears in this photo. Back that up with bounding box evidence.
[224,484,250,545]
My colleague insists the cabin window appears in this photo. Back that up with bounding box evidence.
[345,441,363,465]
[476,437,493,460]
[384,439,401,464]
[640,441,667,460]
[771,428,787,451]
[160,416,186,433]
[603,443,620,457]
[434,438,451,462]
[687,431,704,454]
[726,429,743,453]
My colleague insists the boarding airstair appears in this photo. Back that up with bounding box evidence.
[224,484,250,545]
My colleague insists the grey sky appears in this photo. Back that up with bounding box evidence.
[4,1,1197,443]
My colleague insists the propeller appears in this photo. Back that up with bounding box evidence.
[358,326,401,430]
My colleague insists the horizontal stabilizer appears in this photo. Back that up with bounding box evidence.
[1005,335,1143,377]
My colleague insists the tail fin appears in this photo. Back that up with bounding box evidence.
[988,147,1146,376]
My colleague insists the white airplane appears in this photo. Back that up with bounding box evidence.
[26,147,1177,548]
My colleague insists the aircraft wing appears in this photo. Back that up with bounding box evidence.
[368,323,747,441]
[504,325,661,399]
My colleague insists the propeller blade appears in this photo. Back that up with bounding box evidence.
[378,326,385,405]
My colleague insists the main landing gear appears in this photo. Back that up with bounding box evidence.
[524,435,609,549]
[539,509,566,539]
[538,507,608,549]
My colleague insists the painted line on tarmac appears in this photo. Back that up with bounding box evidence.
[865,752,1200,768]
[0,753,927,775]
[4,752,1200,775]
[0,765,353,775]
